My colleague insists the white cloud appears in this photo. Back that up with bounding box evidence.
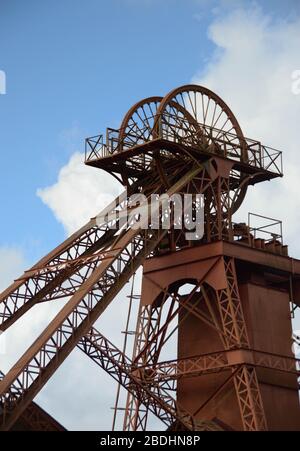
[192,5,300,256]
[0,246,26,356]
[193,4,300,332]
[0,246,26,292]
[37,152,122,236]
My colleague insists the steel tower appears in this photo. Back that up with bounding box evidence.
[0,85,299,431]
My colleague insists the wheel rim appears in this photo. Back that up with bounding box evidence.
[154,84,248,213]
[119,96,163,149]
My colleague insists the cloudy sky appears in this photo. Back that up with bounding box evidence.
[0,0,300,430]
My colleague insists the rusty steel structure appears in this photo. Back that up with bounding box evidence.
[0,84,300,431]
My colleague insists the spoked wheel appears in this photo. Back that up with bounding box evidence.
[117,96,163,185]
[118,96,163,149]
[117,96,204,185]
[155,85,248,213]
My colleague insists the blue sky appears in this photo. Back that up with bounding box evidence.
[1,0,300,431]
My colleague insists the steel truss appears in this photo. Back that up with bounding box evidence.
[0,166,203,431]
[121,256,268,431]
[0,84,295,431]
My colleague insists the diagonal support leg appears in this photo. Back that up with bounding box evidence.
[215,257,267,430]
[0,167,202,431]
[78,327,195,430]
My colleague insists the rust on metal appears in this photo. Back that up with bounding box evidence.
[0,84,298,431]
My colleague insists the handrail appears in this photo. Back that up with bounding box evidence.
[232,212,283,247]
[84,114,283,176]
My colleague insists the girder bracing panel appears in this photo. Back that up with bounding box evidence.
[0,166,203,431]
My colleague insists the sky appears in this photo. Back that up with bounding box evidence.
[1,0,300,430]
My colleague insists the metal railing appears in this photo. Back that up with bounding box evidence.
[233,213,283,248]
[248,212,283,244]
[85,114,283,176]
[85,134,108,160]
